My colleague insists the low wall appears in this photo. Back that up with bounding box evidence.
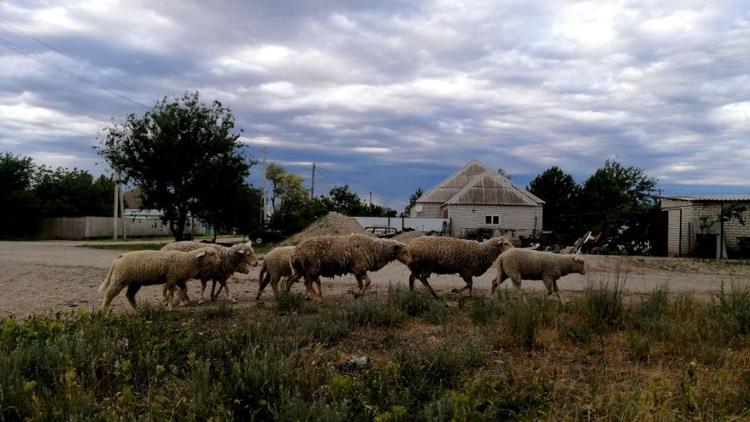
[37,217,205,239]
[354,217,449,233]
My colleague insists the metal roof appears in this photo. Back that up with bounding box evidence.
[661,195,750,202]
[444,173,543,206]
[417,160,544,206]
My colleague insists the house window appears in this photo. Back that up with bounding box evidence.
[485,216,492,224]
[493,216,499,225]
[486,215,501,225]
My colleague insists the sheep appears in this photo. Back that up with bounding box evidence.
[288,234,410,301]
[256,246,296,300]
[493,248,586,302]
[406,236,514,298]
[99,248,220,310]
[161,241,258,304]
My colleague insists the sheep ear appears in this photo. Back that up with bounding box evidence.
[195,251,207,258]
[236,249,245,254]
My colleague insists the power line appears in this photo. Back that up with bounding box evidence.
[0,35,150,110]
[0,19,153,106]
[315,168,403,205]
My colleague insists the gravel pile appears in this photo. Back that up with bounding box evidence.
[289,212,374,244]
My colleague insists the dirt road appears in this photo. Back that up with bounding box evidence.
[1,241,749,318]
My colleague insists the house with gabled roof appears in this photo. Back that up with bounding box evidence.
[411,160,544,239]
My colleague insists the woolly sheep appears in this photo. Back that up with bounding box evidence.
[256,246,296,300]
[161,241,258,303]
[99,248,220,310]
[288,234,410,301]
[406,236,514,298]
[493,248,586,302]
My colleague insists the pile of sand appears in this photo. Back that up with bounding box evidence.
[393,230,426,244]
[289,212,374,244]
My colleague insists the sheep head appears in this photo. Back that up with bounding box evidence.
[488,236,514,254]
[195,248,221,268]
[384,240,411,264]
[571,256,586,275]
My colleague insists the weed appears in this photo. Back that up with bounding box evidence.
[275,291,307,314]
[386,285,433,317]
[502,295,544,350]
[625,333,651,363]
[200,303,235,319]
[578,279,625,332]
[344,296,406,328]
[716,283,750,337]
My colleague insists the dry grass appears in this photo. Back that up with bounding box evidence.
[3,278,750,420]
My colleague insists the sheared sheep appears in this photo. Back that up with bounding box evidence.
[161,241,258,304]
[493,248,586,302]
[256,246,296,300]
[406,236,514,298]
[99,248,220,310]
[288,234,410,301]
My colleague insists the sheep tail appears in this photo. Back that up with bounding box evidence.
[258,260,267,284]
[99,262,115,292]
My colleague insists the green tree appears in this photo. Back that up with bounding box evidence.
[527,167,580,241]
[265,163,326,235]
[34,168,114,217]
[0,153,38,238]
[404,187,424,215]
[325,185,368,215]
[98,92,252,240]
[579,159,657,238]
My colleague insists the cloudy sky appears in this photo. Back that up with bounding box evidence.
[1,0,749,208]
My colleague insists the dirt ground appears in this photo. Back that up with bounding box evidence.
[2,240,750,318]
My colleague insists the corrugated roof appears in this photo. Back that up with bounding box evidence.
[661,195,750,202]
[417,160,544,206]
[445,172,543,206]
[416,160,494,204]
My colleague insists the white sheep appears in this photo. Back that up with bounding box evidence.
[161,241,258,304]
[256,246,295,300]
[493,248,586,302]
[99,248,220,310]
[289,234,411,301]
[406,236,514,298]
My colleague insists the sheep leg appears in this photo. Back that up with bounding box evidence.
[492,271,509,296]
[100,283,124,309]
[210,280,218,301]
[408,273,416,291]
[542,276,556,300]
[315,278,322,296]
[354,273,372,298]
[125,283,141,310]
[256,272,271,300]
[418,275,441,299]
[452,276,473,295]
[270,276,281,297]
[510,276,524,295]
[198,281,208,305]
[552,278,564,304]
[304,277,323,302]
[218,279,236,303]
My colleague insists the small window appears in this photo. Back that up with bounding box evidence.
[493,216,499,224]
[485,216,491,224]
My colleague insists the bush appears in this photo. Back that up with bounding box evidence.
[625,334,651,362]
[343,296,406,328]
[716,284,750,338]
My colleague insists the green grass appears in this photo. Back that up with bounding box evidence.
[3,285,750,420]
[78,242,168,251]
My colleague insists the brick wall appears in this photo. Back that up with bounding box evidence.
[445,204,542,240]
[412,202,443,218]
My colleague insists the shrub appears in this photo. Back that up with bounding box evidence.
[343,297,406,328]
[625,334,651,363]
[716,284,750,338]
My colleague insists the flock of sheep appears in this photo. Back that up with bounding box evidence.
[98,234,587,309]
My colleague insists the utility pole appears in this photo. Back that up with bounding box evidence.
[310,162,316,199]
[113,171,119,240]
[119,180,126,239]
[261,147,267,225]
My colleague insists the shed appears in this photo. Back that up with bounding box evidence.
[661,195,750,258]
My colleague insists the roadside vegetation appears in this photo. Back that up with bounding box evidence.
[3,280,750,421]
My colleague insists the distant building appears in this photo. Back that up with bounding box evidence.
[661,195,750,258]
[411,160,544,240]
